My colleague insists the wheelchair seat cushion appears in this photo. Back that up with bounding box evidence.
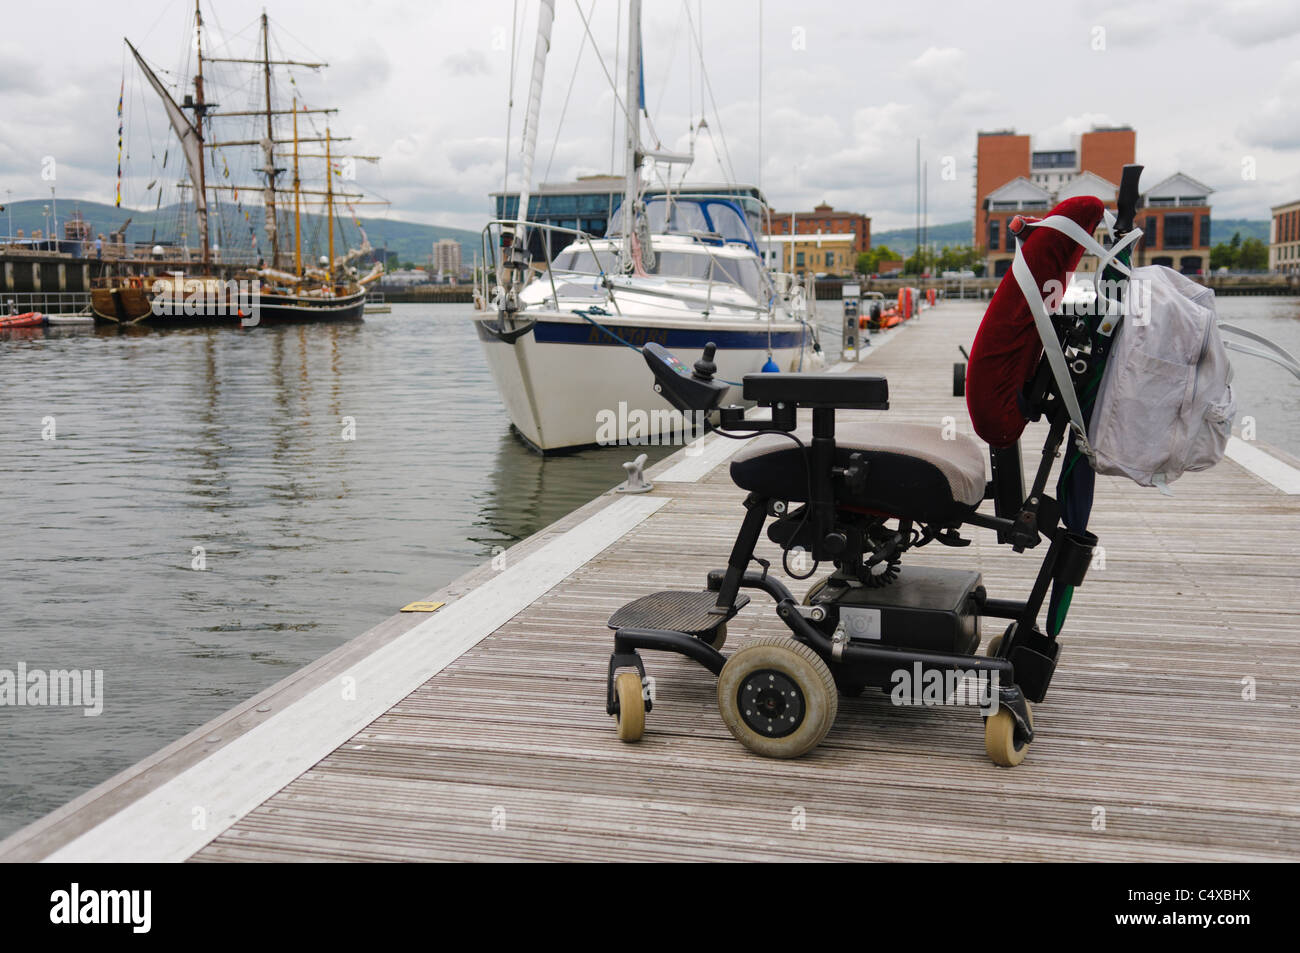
[729,421,987,524]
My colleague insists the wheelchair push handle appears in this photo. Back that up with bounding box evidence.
[1114,164,1143,237]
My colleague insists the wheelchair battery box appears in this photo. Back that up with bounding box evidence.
[819,567,982,654]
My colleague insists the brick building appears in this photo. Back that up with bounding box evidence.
[1132,173,1213,275]
[975,125,1211,276]
[976,126,1136,275]
[768,203,871,256]
[1270,199,1300,275]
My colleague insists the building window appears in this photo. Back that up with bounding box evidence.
[988,219,1000,251]
[826,252,834,267]
[795,252,805,267]
[1199,215,1211,248]
[1144,216,1157,248]
[1164,214,1194,250]
[1031,150,1077,170]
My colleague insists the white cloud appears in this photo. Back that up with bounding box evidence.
[1217,0,1300,46]
[1,0,1295,233]
[1239,62,1300,150]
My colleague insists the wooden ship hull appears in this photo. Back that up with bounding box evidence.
[91,276,366,326]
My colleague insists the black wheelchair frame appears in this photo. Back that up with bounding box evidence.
[605,306,1110,765]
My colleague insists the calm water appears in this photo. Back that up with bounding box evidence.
[0,303,676,838]
[0,297,1297,839]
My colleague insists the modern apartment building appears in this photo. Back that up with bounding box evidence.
[432,238,462,278]
[1270,199,1300,275]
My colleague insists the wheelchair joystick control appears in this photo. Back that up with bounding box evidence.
[693,343,718,382]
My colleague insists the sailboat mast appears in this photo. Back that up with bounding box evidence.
[194,0,210,265]
[325,125,334,282]
[622,0,642,267]
[262,12,280,268]
[293,98,302,277]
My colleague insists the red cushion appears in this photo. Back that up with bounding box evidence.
[966,196,1104,447]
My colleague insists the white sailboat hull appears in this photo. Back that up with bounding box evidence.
[475,310,817,452]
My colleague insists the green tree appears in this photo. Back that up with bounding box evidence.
[856,245,902,274]
[1237,237,1268,271]
[1209,242,1236,271]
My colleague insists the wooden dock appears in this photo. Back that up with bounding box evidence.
[4,301,1298,862]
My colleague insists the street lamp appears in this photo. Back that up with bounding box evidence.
[42,204,50,248]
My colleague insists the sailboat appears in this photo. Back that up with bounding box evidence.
[474,0,822,453]
[91,2,384,326]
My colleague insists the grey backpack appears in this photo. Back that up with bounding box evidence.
[1089,265,1235,489]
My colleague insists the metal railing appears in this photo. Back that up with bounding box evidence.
[0,235,263,265]
[481,220,626,317]
[2,291,92,315]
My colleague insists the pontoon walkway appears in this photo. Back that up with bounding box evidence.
[4,301,1297,862]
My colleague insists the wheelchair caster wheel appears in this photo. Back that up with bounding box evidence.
[614,671,645,742]
[706,622,727,651]
[717,636,837,758]
[985,700,1033,767]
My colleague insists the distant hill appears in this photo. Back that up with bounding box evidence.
[870,218,1273,256]
[872,221,972,257]
[0,198,479,265]
[1211,219,1269,246]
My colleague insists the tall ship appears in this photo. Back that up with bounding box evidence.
[91,1,384,326]
[474,0,823,453]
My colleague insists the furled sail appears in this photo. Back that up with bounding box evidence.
[514,0,555,237]
[262,136,278,259]
[126,40,207,254]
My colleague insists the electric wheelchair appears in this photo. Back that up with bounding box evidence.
[606,169,1145,766]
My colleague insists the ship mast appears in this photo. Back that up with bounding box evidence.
[293,98,302,277]
[261,11,280,268]
[193,0,210,264]
[325,125,334,283]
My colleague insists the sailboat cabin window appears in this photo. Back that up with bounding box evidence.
[551,246,620,274]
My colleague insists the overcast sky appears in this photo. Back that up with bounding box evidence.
[1,0,1298,235]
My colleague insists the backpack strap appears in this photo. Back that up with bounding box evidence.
[1010,214,1145,461]
[1009,232,1096,461]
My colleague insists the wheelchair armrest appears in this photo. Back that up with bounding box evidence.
[742,372,889,410]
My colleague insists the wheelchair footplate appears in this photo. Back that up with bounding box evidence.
[607,590,748,637]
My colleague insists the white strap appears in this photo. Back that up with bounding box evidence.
[1010,233,1095,461]
[1023,214,1142,333]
